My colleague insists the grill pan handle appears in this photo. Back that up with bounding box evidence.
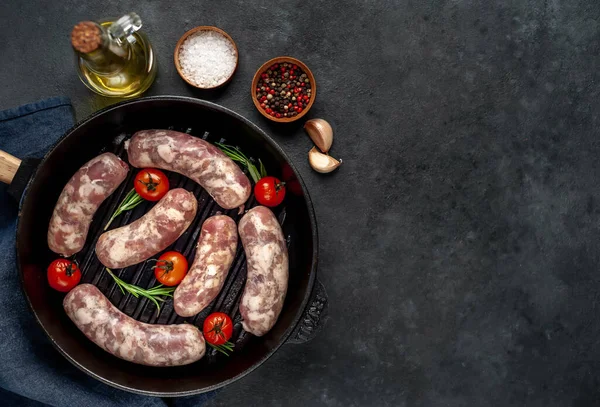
[287,278,328,344]
[0,150,21,184]
[0,149,40,202]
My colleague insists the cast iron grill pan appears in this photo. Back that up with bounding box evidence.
[16,97,323,396]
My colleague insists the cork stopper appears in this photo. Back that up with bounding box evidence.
[71,21,102,53]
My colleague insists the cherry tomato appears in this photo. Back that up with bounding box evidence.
[134,169,170,201]
[203,312,233,346]
[47,259,81,292]
[153,251,188,286]
[254,176,286,207]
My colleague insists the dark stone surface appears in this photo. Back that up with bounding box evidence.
[2,0,600,406]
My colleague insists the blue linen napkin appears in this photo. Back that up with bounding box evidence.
[0,98,214,407]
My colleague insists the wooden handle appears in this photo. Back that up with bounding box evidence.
[0,150,22,184]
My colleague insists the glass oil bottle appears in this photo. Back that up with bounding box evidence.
[70,13,157,98]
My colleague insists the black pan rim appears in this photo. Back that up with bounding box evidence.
[15,95,319,397]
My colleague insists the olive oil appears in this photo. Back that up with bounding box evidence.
[71,13,156,98]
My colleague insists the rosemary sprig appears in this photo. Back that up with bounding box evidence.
[105,268,175,312]
[104,188,144,231]
[259,159,268,179]
[216,143,267,183]
[208,341,235,356]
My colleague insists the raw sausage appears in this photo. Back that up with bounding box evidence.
[173,215,238,317]
[48,153,128,257]
[238,206,289,336]
[64,284,205,366]
[126,130,251,209]
[96,188,197,269]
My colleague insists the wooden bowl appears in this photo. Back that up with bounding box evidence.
[174,26,239,89]
[251,57,316,123]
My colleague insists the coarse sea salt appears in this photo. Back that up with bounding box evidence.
[178,30,237,88]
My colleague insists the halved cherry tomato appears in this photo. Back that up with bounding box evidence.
[203,312,233,346]
[153,251,188,286]
[254,176,286,207]
[134,169,170,201]
[47,259,81,292]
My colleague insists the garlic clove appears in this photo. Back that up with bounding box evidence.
[308,147,342,173]
[304,119,333,153]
